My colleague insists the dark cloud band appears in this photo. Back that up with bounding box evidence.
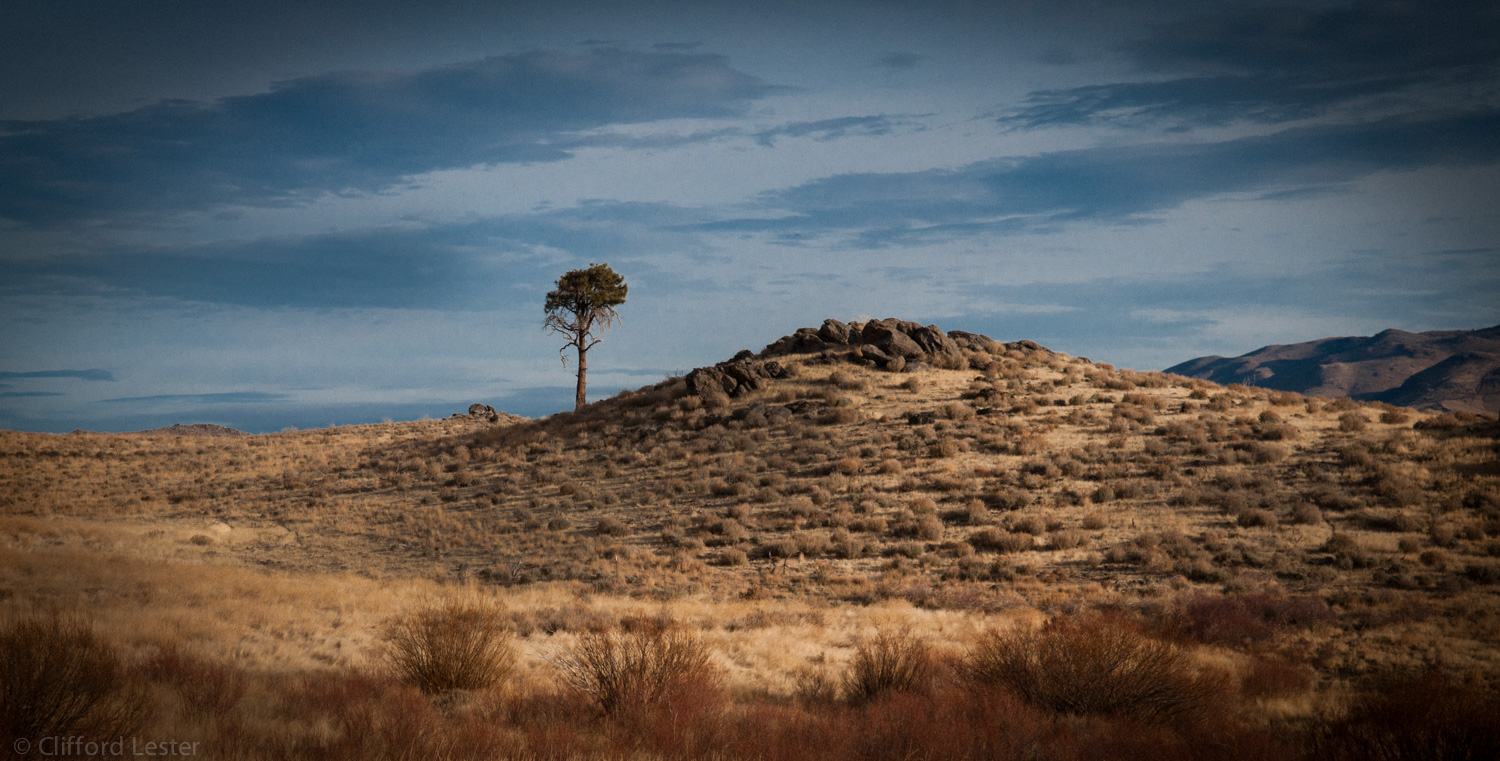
[0,49,778,226]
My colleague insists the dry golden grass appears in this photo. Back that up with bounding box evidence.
[2,328,1499,757]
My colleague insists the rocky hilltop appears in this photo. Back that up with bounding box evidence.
[130,422,249,437]
[1167,324,1500,413]
[684,317,1019,400]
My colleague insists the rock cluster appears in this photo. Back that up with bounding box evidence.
[464,403,503,422]
[762,317,997,370]
[686,353,790,398]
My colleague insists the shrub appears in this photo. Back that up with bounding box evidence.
[1466,562,1500,585]
[969,528,1034,553]
[1309,669,1500,760]
[1237,509,1279,529]
[1339,411,1369,432]
[381,600,517,693]
[551,622,718,716]
[939,402,976,421]
[596,515,630,536]
[828,370,866,390]
[819,407,863,426]
[915,515,944,541]
[1171,594,1334,646]
[1047,529,1087,550]
[0,612,149,742]
[843,630,935,705]
[141,643,247,720]
[1291,502,1324,525]
[962,612,1226,725]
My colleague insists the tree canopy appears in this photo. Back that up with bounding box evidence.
[544,263,627,410]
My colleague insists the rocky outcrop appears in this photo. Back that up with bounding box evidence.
[459,403,504,423]
[686,357,790,398]
[760,317,995,371]
[132,423,249,437]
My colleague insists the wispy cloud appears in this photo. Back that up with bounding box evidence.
[692,109,1500,245]
[999,0,1500,129]
[0,369,115,381]
[0,49,781,226]
[0,202,706,309]
[100,391,290,405]
[751,115,905,147]
[0,391,65,398]
[876,53,928,69]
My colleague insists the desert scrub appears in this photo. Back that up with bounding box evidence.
[962,611,1227,725]
[380,600,517,693]
[0,612,151,742]
[592,515,630,537]
[843,629,936,704]
[550,620,718,716]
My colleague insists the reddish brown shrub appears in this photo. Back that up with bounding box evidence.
[1309,669,1500,760]
[1170,594,1333,646]
[0,612,150,743]
[962,612,1228,726]
[381,600,517,694]
[142,643,247,720]
[551,621,718,717]
[843,630,936,705]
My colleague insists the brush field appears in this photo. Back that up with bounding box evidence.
[3,330,1499,759]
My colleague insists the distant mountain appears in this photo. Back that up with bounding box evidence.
[1166,325,1500,413]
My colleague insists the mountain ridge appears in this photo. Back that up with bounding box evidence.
[1166,324,1500,413]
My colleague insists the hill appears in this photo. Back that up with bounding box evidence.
[1166,324,1500,413]
[1,318,1498,759]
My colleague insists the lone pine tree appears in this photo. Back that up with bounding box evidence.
[544,263,628,410]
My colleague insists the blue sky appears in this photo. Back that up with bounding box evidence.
[2,0,1497,432]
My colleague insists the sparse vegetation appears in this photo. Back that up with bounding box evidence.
[2,320,1498,758]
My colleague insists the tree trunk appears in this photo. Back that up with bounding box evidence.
[575,345,588,410]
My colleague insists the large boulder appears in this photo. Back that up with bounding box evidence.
[909,324,963,358]
[819,318,855,345]
[859,344,894,366]
[947,330,995,352]
[861,323,924,359]
[761,327,827,356]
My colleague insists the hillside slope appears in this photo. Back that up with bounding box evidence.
[3,318,1500,758]
[1166,325,1500,413]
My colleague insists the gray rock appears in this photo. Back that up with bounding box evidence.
[686,358,790,398]
[948,330,995,352]
[819,318,854,344]
[909,324,963,358]
[863,324,924,359]
[761,327,828,356]
[860,344,893,366]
